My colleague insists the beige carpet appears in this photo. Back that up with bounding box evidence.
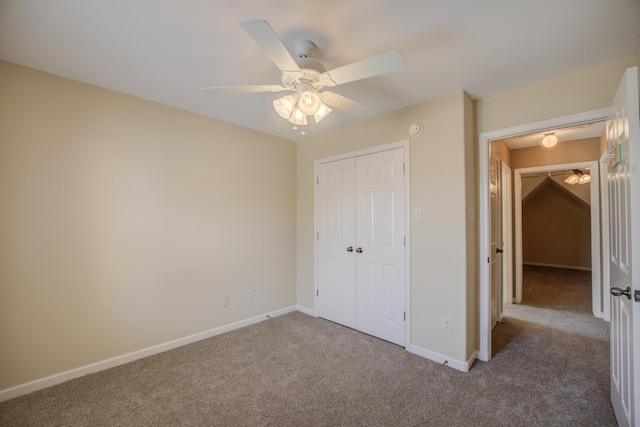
[0,265,616,426]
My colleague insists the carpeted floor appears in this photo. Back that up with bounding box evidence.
[0,265,616,426]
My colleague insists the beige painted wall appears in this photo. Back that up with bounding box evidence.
[2,52,634,390]
[297,91,476,363]
[522,184,591,269]
[521,175,591,205]
[476,57,634,134]
[510,137,601,169]
[490,140,511,167]
[0,61,297,390]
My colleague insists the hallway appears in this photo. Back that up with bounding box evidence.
[492,265,615,425]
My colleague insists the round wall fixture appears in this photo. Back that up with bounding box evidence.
[409,123,423,137]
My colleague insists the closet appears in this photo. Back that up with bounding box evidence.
[315,146,406,346]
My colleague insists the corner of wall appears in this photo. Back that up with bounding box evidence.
[463,91,480,358]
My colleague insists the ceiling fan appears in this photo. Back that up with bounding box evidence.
[202,19,406,132]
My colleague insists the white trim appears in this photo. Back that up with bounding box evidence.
[313,140,411,350]
[409,345,478,372]
[0,306,297,402]
[513,160,601,318]
[295,304,317,317]
[478,107,611,362]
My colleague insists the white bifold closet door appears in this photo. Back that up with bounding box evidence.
[316,147,406,346]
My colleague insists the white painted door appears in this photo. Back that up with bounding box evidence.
[609,66,640,427]
[316,158,356,328]
[490,153,503,328]
[501,163,513,308]
[354,149,406,346]
[315,147,406,346]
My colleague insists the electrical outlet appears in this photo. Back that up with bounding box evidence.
[223,296,230,307]
[247,290,254,301]
[442,317,452,333]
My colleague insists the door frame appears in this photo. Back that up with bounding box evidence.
[478,107,611,361]
[513,160,601,317]
[313,139,411,348]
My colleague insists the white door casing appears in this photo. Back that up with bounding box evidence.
[609,66,640,427]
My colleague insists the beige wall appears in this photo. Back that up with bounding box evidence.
[464,93,479,355]
[297,91,476,364]
[510,137,601,169]
[522,183,591,269]
[476,57,634,134]
[2,52,635,391]
[0,61,297,390]
[490,140,511,167]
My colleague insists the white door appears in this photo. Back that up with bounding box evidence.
[501,163,513,308]
[354,149,406,346]
[316,157,356,328]
[609,66,640,427]
[315,147,406,346]
[490,153,503,328]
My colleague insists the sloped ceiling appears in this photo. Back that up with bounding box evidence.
[1,1,639,141]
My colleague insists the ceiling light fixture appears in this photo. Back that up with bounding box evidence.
[541,132,558,148]
[273,89,332,130]
[564,169,591,185]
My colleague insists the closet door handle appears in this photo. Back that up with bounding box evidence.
[346,246,354,252]
[356,247,363,253]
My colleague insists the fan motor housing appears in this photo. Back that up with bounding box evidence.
[281,55,326,91]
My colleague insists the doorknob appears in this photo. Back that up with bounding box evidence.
[356,247,363,253]
[610,286,632,300]
[346,246,353,252]
[496,248,504,254]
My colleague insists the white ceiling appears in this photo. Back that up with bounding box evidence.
[1,1,639,142]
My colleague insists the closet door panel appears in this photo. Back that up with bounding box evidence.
[316,158,356,328]
[355,148,406,346]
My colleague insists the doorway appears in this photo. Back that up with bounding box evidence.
[478,108,611,362]
[513,160,601,317]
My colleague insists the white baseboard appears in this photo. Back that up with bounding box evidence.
[0,305,297,402]
[409,345,478,373]
[523,262,591,271]
[295,305,316,317]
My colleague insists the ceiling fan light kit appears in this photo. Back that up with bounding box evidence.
[202,19,406,133]
[564,169,591,185]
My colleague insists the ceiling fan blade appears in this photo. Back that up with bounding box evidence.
[321,92,375,119]
[320,51,406,87]
[202,85,286,94]
[238,19,301,73]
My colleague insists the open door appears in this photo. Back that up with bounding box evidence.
[608,66,640,427]
[490,153,503,328]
